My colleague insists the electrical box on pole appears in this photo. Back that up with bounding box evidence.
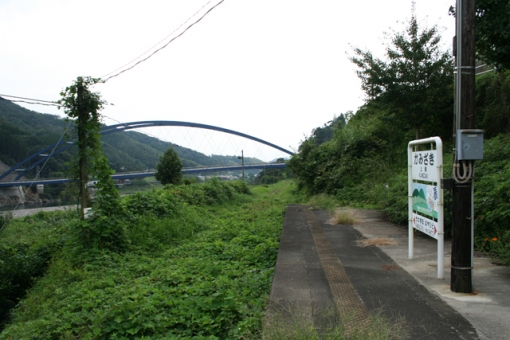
[456,130,484,160]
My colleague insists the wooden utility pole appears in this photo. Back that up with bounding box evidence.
[451,0,476,293]
[76,77,88,220]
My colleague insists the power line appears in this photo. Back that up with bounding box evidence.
[101,0,225,83]
[2,99,59,107]
[0,94,59,107]
[0,94,56,104]
[1,1,225,108]
[101,0,214,80]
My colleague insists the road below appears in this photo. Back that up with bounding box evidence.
[2,205,74,218]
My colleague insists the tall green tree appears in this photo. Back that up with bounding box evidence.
[311,114,347,145]
[59,77,108,217]
[155,147,183,185]
[476,70,510,137]
[59,77,128,254]
[449,0,510,70]
[350,8,454,139]
[476,0,510,71]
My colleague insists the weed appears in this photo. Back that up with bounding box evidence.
[333,209,359,225]
[306,193,338,212]
[263,303,408,340]
[357,238,398,247]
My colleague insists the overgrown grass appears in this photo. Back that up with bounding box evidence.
[0,210,76,328]
[1,179,410,338]
[306,194,339,212]
[333,209,359,225]
[0,180,293,339]
[117,177,164,195]
[263,305,408,340]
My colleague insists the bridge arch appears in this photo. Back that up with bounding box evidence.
[0,120,293,181]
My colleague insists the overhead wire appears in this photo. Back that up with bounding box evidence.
[1,1,225,110]
[101,0,225,83]
[0,94,59,107]
[1,1,228,228]
[100,0,214,80]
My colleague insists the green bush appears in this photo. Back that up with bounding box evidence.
[127,206,207,253]
[123,190,180,217]
[0,181,293,339]
[0,210,74,329]
[0,244,52,327]
[203,178,231,204]
[0,214,10,231]
[166,183,208,206]
[474,134,510,264]
[381,173,408,224]
[230,180,250,195]
[69,215,130,260]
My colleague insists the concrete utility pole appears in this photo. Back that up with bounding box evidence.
[451,0,476,293]
[77,77,88,220]
[238,150,245,181]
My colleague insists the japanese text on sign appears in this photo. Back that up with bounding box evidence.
[412,213,439,239]
[412,151,438,182]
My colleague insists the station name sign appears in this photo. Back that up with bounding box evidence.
[411,150,438,182]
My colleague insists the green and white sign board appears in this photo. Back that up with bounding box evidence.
[408,137,444,279]
[411,183,440,239]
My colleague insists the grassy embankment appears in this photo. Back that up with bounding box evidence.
[1,180,404,339]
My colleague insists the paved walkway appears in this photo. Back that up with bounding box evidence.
[268,205,510,339]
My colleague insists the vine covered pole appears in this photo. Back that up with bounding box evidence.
[59,76,109,222]
[451,0,476,293]
[76,77,88,220]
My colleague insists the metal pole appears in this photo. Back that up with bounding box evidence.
[408,143,414,260]
[455,0,463,134]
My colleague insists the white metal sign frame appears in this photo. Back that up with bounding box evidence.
[408,137,444,279]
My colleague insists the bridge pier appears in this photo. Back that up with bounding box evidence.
[0,186,26,207]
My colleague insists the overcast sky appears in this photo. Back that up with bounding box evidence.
[0,0,455,161]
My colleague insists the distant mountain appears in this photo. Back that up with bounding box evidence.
[0,98,260,178]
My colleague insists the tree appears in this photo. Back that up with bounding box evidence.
[475,70,510,137]
[350,7,454,139]
[477,0,510,71]
[59,77,128,254]
[155,147,182,185]
[449,0,510,71]
[58,77,120,219]
[254,158,291,184]
[311,113,347,145]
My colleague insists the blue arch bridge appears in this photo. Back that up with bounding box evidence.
[0,121,293,188]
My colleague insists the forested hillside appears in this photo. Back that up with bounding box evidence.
[0,98,260,178]
[289,9,510,264]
